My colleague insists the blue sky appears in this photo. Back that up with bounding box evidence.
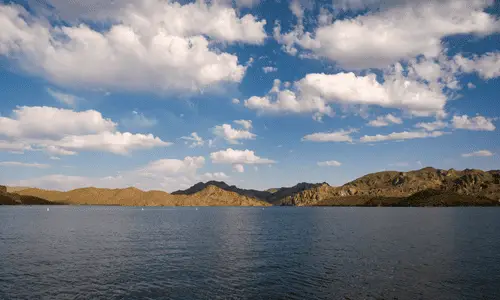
[0,0,499,191]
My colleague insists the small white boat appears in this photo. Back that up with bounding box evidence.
[141,208,144,211]
[46,208,50,211]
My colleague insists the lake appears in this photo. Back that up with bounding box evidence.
[1,206,499,299]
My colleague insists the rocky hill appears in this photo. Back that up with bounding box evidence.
[4,167,500,207]
[172,181,271,201]
[0,185,57,205]
[173,181,325,205]
[283,167,500,206]
[15,185,270,207]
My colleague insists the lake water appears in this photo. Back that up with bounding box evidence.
[1,207,499,300]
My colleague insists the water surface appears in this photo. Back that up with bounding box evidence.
[1,206,499,299]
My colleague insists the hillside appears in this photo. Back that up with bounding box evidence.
[0,185,57,205]
[16,185,271,207]
[285,167,500,206]
[5,167,500,207]
[173,181,325,204]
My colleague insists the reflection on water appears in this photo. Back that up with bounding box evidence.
[1,206,499,299]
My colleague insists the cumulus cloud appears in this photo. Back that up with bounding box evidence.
[0,106,116,139]
[302,129,356,143]
[46,88,81,107]
[180,132,205,148]
[0,161,50,168]
[210,148,275,164]
[233,164,245,173]
[0,106,170,155]
[275,0,499,69]
[232,98,240,104]
[213,121,256,144]
[414,120,448,131]
[360,131,445,143]
[451,115,496,131]
[367,114,402,127]
[462,150,494,157]
[55,132,170,155]
[233,119,253,130]
[317,160,342,167]
[0,1,267,93]
[140,156,205,175]
[453,52,500,80]
[245,68,448,118]
[262,66,278,73]
[0,140,33,153]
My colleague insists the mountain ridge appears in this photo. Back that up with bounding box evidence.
[3,167,500,206]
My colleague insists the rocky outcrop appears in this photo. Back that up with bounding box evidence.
[286,167,500,206]
[173,181,326,205]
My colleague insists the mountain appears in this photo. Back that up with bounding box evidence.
[0,185,57,205]
[15,185,271,207]
[172,181,325,204]
[282,167,500,206]
[4,167,500,207]
[172,181,271,200]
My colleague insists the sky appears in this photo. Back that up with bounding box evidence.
[0,0,499,192]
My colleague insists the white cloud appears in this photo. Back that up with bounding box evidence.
[451,115,496,131]
[0,106,116,139]
[275,0,499,69]
[245,70,447,117]
[140,156,205,175]
[262,66,278,73]
[232,98,240,104]
[46,88,81,107]
[453,52,500,80]
[0,161,49,168]
[200,172,229,180]
[367,114,402,127]
[233,119,253,130]
[213,123,256,144]
[414,120,448,131]
[121,111,158,129]
[49,156,61,160]
[44,145,77,156]
[0,140,32,153]
[233,164,245,173]
[210,148,275,164]
[467,82,476,89]
[0,1,267,93]
[317,160,342,167]
[55,132,171,155]
[180,132,205,148]
[462,150,494,157]
[0,106,170,156]
[302,129,355,143]
[360,131,445,143]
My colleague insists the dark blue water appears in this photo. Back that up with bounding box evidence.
[1,207,499,300]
